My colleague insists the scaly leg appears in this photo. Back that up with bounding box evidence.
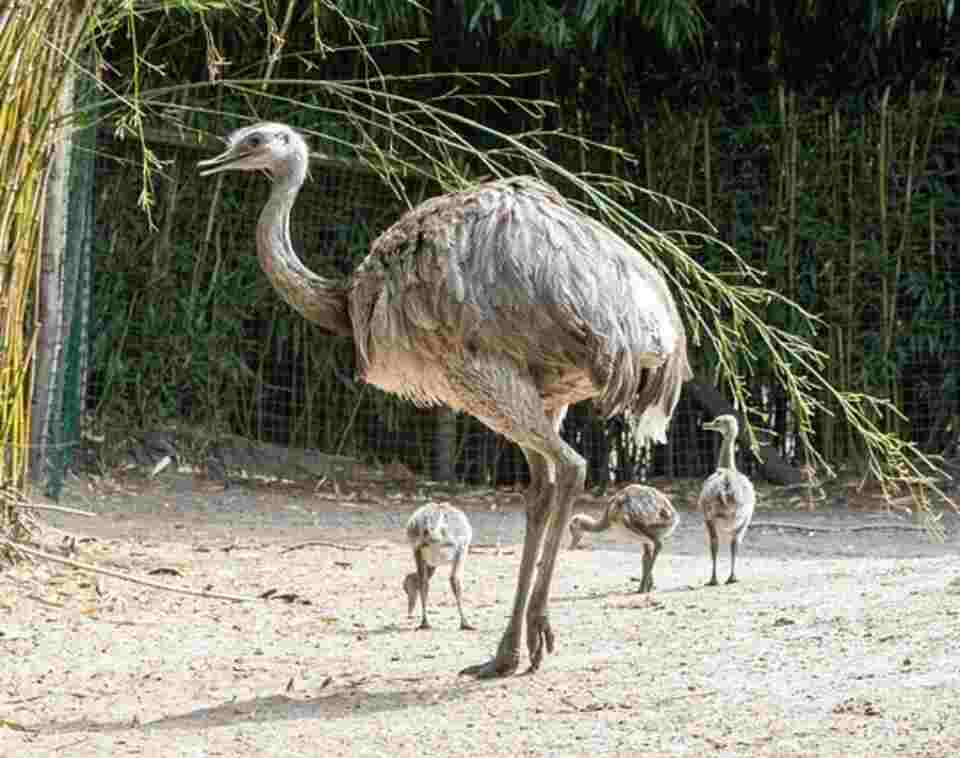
[450,550,476,630]
[524,408,585,673]
[415,553,435,630]
[450,355,572,678]
[640,539,661,593]
[726,535,739,585]
[461,450,551,678]
[706,521,720,586]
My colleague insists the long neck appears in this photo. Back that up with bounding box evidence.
[573,510,613,534]
[717,431,737,471]
[256,160,352,337]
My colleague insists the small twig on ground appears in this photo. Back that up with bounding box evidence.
[9,502,96,517]
[2,695,46,706]
[656,690,719,706]
[751,521,925,533]
[0,538,255,602]
[52,736,91,753]
[470,544,516,554]
[281,540,369,554]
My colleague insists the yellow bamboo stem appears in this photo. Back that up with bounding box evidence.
[0,1,94,520]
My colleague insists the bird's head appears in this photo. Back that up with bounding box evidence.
[703,414,740,437]
[197,122,308,179]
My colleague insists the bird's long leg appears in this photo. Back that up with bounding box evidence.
[415,553,434,630]
[727,533,740,585]
[524,407,586,673]
[455,357,565,678]
[638,545,653,593]
[642,538,662,593]
[706,520,720,586]
[461,449,550,678]
[450,549,475,630]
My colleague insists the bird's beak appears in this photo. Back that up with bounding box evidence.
[197,145,243,176]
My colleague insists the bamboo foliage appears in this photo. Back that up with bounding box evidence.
[631,79,952,481]
[0,1,95,526]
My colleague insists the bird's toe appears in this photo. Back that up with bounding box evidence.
[460,655,518,679]
[526,614,555,672]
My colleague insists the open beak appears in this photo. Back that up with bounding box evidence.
[197,145,244,176]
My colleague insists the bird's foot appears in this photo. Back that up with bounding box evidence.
[525,614,555,673]
[460,654,519,679]
[706,578,719,587]
[725,576,739,585]
[460,621,477,631]
[416,620,432,630]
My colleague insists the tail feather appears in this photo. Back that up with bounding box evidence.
[629,334,691,444]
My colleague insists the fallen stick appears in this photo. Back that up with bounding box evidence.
[751,521,925,533]
[470,544,516,554]
[281,540,369,554]
[0,538,254,603]
[9,502,95,517]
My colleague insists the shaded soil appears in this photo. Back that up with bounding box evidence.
[3,471,959,757]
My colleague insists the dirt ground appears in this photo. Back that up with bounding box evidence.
[2,469,959,757]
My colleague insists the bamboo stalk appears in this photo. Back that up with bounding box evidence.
[877,86,893,427]
[0,1,95,523]
[703,113,712,219]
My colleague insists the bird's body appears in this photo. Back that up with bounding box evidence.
[698,415,756,585]
[569,484,679,593]
[403,502,474,630]
[352,177,685,430]
[198,123,691,678]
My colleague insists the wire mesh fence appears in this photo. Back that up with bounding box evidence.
[66,118,960,491]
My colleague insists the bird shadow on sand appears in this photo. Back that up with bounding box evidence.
[36,675,487,736]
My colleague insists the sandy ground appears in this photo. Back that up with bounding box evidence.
[2,471,959,757]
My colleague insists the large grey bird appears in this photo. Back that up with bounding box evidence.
[403,502,475,630]
[568,484,679,593]
[698,414,756,585]
[198,122,691,678]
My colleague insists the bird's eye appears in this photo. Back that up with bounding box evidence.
[247,134,262,148]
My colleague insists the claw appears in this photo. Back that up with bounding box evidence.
[526,615,555,672]
[460,656,519,679]
[460,622,477,631]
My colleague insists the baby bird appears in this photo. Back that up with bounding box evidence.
[568,484,679,593]
[403,502,475,630]
[698,414,756,586]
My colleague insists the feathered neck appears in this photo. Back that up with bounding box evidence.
[256,153,352,337]
[716,428,737,471]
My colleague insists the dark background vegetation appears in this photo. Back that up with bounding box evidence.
[85,1,960,488]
